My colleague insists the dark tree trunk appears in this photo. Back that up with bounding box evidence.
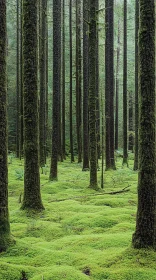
[133,0,139,170]
[62,0,66,160]
[22,0,44,210]
[115,20,120,151]
[128,91,134,152]
[69,0,74,162]
[122,0,128,165]
[105,0,116,170]
[49,0,61,180]
[19,0,23,160]
[0,0,11,251]
[89,0,98,189]
[76,0,82,163]
[96,0,100,160]
[16,0,20,158]
[82,0,89,171]
[132,0,156,249]
[39,0,47,168]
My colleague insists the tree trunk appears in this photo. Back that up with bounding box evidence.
[132,0,156,249]
[89,0,98,189]
[82,0,89,171]
[105,0,116,170]
[76,0,82,163]
[62,0,66,160]
[122,0,128,165]
[96,0,100,160]
[128,91,134,152]
[0,0,11,251]
[22,0,44,209]
[115,20,120,151]
[39,0,47,167]
[133,0,139,170]
[69,0,74,162]
[49,0,61,180]
[16,0,20,158]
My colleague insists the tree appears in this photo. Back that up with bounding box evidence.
[82,0,89,171]
[49,0,61,180]
[16,0,20,158]
[133,0,139,170]
[0,0,11,251]
[62,0,66,160]
[76,0,82,163]
[22,0,44,209]
[96,0,100,161]
[69,0,74,163]
[89,0,98,189]
[105,0,116,170]
[39,0,47,168]
[122,0,128,165]
[132,0,156,249]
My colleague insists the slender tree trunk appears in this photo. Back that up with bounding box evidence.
[122,0,128,165]
[76,0,82,163]
[62,0,66,160]
[69,0,74,162]
[82,0,89,171]
[132,0,156,249]
[133,0,139,170]
[0,0,11,251]
[22,0,44,210]
[16,0,20,158]
[89,0,98,189]
[49,0,61,180]
[115,20,120,151]
[19,0,23,160]
[105,0,116,170]
[39,0,47,168]
[96,0,100,160]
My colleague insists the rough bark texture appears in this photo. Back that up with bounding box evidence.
[39,0,47,167]
[19,0,23,160]
[62,0,66,160]
[115,20,120,151]
[128,91,134,152]
[96,0,100,160]
[49,0,61,180]
[82,0,89,171]
[105,0,116,170]
[89,0,98,189]
[16,0,20,158]
[76,0,82,163]
[22,0,44,209]
[122,0,128,165]
[69,0,74,163]
[0,0,11,251]
[133,0,139,170]
[132,0,156,249]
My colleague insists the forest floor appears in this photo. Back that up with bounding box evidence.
[0,154,156,280]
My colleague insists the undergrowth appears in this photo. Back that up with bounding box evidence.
[0,155,156,279]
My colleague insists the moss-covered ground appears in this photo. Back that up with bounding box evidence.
[1,155,156,279]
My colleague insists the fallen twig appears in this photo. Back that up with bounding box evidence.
[48,185,130,203]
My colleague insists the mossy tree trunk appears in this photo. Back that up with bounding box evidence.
[0,0,11,251]
[49,0,61,180]
[69,0,74,163]
[76,0,82,163]
[82,0,89,171]
[16,0,20,158]
[115,20,120,151]
[122,0,128,165]
[133,0,139,171]
[96,0,100,161]
[132,0,156,249]
[39,0,47,168]
[22,0,44,210]
[62,0,66,160]
[105,0,116,170]
[89,0,98,189]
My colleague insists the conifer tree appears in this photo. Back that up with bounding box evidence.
[22,0,44,209]
[0,0,11,251]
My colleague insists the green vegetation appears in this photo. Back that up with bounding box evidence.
[0,156,155,279]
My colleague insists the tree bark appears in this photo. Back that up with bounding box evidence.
[0,0,11,251]
[132,0,156,249]
[22,0,44,209]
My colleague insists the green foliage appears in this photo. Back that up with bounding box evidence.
[0,157,156,279]
[15,169,24,181]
